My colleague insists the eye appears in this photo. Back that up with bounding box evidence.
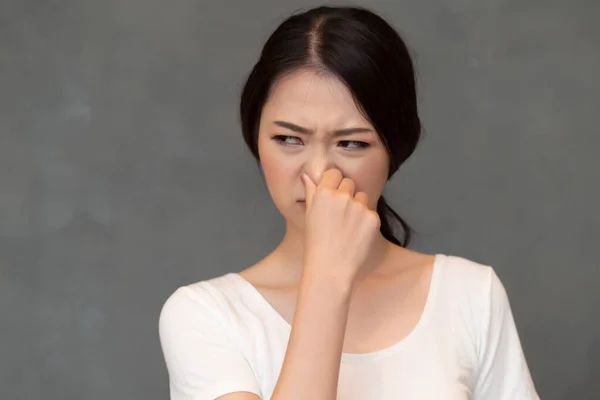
[339,140,370,150]
[272,135,370,150]
[272,135,302,146]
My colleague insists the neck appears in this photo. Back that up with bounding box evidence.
[269,221,396,286]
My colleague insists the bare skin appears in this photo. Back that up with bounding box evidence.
[218,243,436,400]
[216,70,436,399]
[239,244,436,355]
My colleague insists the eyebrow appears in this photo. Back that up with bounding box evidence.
[272,120,373,137]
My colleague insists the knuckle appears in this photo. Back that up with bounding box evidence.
[334,191,352,202]
[351,195,364,206]
[355,191,367,202]
[368,211,381,226]
[341,177,355,187]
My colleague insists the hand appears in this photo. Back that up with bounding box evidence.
[300,168,381,288]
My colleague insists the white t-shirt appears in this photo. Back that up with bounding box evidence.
[159,254,540,400]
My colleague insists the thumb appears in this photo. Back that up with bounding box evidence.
[301,173,316,213]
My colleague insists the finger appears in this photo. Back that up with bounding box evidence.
[337,178,355,197]
[354,191,369,207]
[301,173,316,213]
[318,168,343,190]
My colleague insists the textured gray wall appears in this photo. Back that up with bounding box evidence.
[1,0,598,399]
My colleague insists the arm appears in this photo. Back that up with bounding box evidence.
[216,394,259,400]
[270,271,353,400]
[265,168,377,399]
[160,275,353,400]
[218,272,352,400]
[162,169,369,400]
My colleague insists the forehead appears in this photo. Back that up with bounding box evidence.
[262,70,369,125]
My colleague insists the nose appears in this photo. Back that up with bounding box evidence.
[302,150,336,185]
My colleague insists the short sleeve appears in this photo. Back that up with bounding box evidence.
[473,268,540,400]
[158,286,262,400]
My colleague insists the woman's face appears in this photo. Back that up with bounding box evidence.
[257,69,390,227]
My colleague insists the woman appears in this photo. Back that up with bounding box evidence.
[159,6,539,400]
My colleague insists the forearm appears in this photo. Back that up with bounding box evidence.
[271,270,353,400]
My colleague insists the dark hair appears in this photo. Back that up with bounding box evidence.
[239,6,421,247]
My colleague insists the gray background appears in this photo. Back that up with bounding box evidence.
[1,0,598,399]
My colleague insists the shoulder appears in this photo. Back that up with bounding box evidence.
[435,254,516,336]
[440,256,540,398]
[158,275,265,399]
[159,273,245,336]
[437,253,504,298]
[434,254,513,328]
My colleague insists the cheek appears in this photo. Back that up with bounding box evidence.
[343,156,388,206]
[258,141,295,201]
[262,157,287,187]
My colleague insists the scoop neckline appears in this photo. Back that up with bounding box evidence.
[227,253,445,363]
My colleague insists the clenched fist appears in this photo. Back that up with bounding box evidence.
[301,168,381,287]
